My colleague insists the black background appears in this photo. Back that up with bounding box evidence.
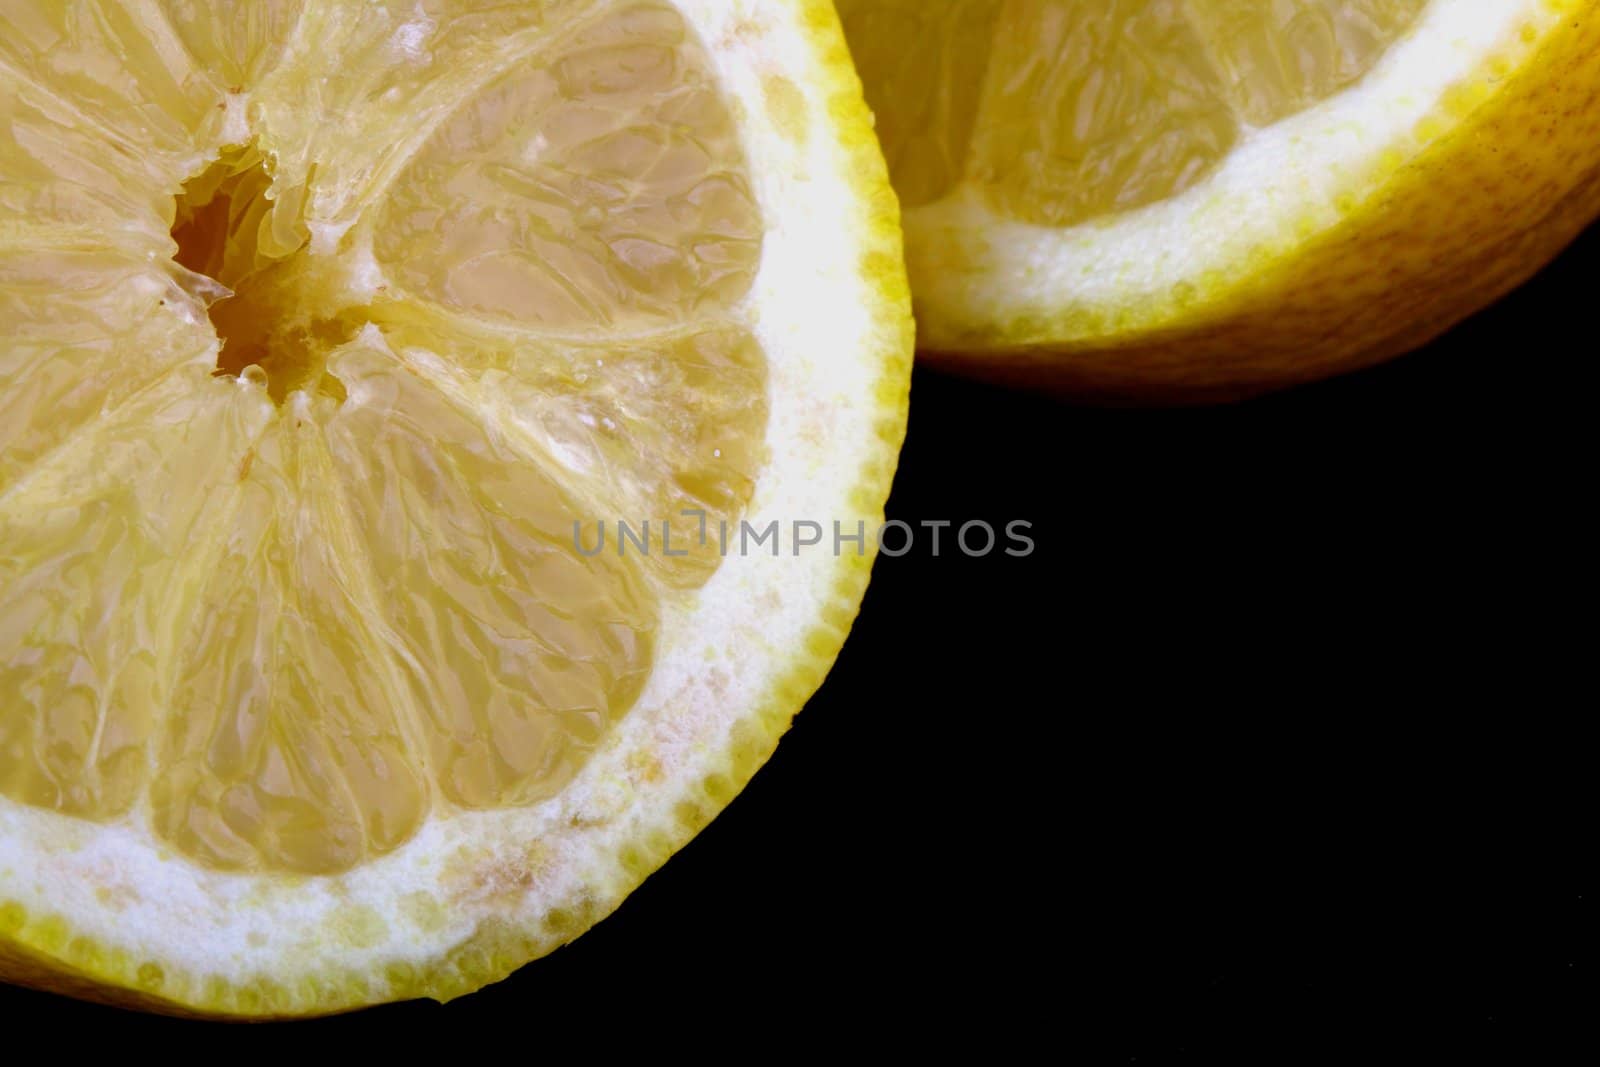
[2,224,1589,1056]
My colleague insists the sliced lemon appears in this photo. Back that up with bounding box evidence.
[839,0,1600,400]
[0,0,911,1015]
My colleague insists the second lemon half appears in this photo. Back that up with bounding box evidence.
[840,0,1600,400]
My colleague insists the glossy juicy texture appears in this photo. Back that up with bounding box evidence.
[839,0,1426,225]
[0,0,770,874]
[373,6,764,329]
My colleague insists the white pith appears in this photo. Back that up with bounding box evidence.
[0,0,890,990]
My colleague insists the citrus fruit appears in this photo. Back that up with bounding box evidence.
[0,0,911,1015]
[838,0,1600,401]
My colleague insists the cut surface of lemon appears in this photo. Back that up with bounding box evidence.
[839,0,1600,399]
[0,0,911,1014]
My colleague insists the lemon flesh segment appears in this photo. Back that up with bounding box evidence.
[0,73,176,243]
[0,366,274,820]
[0,248,217,491]
[371,17,763,331]
[0,0,770,877]
[845,0,1425,230]
[149,389,434,876]
[971,0,1240,229]
[836,1,1001,210]
[372,312,771,591]
[251,0,592,256]
[0,2,220,176]
[154,0,305,89]
[320,337,659,818]
[1186,0,1429,126]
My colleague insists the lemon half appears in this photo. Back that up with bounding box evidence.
[0,0,911,1015]
[840,0,1600,400]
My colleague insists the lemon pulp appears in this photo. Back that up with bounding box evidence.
[0,1,772,875]
[841,0,1427,227]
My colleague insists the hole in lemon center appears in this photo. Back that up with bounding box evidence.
[172,145,350,404]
